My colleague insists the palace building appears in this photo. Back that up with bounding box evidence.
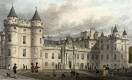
[0,6,129,70]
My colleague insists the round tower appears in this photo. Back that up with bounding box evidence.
[4,6,19,69]
[31,9,43,69]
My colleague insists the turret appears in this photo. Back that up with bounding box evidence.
[112,25,120,37]
[90,28,95,39]
[8,6,18,18]
[4,6,18,26]
[122,29,127,38]
[31,9,42,27]
[4,6,19,69]
[113,25,118,34]
[31,8,43,69]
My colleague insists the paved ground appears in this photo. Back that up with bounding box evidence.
[0,69,37,80]
[0,69,132,80]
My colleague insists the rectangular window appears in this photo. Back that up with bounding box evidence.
[23,49,26,57]
[23,36,26,44]
[8,49,11,56]
[77,54,79,59]
[87,54,89,60]
[92,54,94,60]
[107,45,109,50]
[101,45,104,50]
[8,34,11,42]
[14,26,16,29]
[114,54,116,60]
[107,54,109,60]
[40,38,42,44]
[45,62,48,66]
[52,53,54,59]
[52,62,54,66]
[101,55,103,60]
[81,54,84,60]
[45,53,48,58]
[96,55,98,60]
[58,53,61,59]
[40,50,42,57]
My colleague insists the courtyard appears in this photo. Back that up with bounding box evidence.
[0,69,132,80]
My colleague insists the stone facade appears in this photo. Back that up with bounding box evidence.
[0,6,129,70]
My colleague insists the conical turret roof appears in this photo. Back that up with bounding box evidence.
[8,6,17,18]
[123,29,127,35]
[113,25,118,33]
[32,10,41,21]
[101,32,104,37]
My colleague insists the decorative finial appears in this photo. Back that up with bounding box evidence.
[12,0,13,7]
[35,6,37,10]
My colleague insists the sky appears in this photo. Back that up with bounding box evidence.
[0,0,132,44]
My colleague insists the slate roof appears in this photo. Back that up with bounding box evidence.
[8,6,17,18]
[32,10,41,21]
[123,30,127,35]
[113,25,118,33]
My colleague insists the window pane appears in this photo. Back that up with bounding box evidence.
[45,62,48,66]
[8,49,11,56]
[23,49,26,56]
[45,53,48,58]
[81,54,84,60]
[52,53,54,59]
[40,38,42,44]
[40,50,42,57]
[23,36,26,44]
[8,34,11,42]
[58,53,61,59]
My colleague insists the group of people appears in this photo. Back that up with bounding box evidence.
[31,62,40,73]
[103,65,110,77]
[7,64,17,79]
[6,63,40,79]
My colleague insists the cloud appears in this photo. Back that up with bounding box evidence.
[0,0,131,44]
[39,0,117,36]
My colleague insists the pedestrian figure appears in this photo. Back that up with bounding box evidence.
[76,72,80,80]
[96,68,99,77]
[13,64,17,79]
[53,70,56,77]
[6,72,10,77]
[26,65,27,70]
[106,65,109,76]
[35,62,40,73]
[23,64,25,70]
[7,64,11,78]
[103,67,106,77]
[8,64,11,70]
[61,73,66,79]
[31,63,34,72]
